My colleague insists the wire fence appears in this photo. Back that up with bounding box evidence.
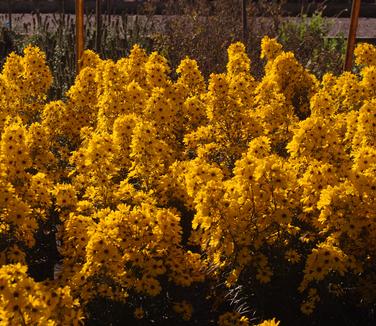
[2,0,376,16]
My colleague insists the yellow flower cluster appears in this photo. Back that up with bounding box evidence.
[0,38,375,324]
[258,318,280,326]
[0,264,83,325]
[0,46,52,129]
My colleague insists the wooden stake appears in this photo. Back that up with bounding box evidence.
[76,0,84,74]
[344,0,361,71]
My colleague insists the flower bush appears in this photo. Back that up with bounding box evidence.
[0,38,375,325]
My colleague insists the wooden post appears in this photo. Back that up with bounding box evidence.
[95,0,102,53]
[241,0,248,43]
[76,0,85,74]
[344,0,361,71]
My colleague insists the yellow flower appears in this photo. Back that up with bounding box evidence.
[258,318,280,326]
[134,307,144,319]
[285,249,301,264]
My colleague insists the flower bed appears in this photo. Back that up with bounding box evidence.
[0,38,375,325]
